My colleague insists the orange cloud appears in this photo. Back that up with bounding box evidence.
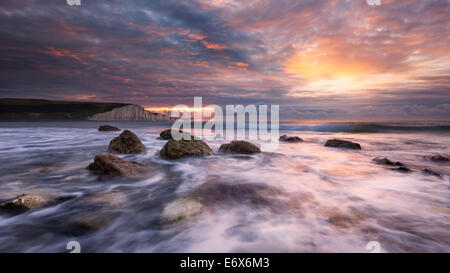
[202,41,228,50]
[235,62,248,67]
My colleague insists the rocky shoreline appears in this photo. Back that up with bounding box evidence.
[1,126,448,230]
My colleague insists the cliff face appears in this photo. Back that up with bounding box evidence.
[88,104,174,121]
[0,98,129,120]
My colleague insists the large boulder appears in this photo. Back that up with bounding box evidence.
[87,154,148,177]
[219,141,261,154]
[107,130,146,154]
[98,125,120,131]
[160,139,213,159]
[0,194,48,214]
[279,135,303,143]
[158,129,194,140]
[324,139,361,150]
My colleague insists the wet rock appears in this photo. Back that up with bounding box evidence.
[219,141,261,154]
[328,215,356,229]
[161,198,203,223]
[87,154,148,178]
[191,181,282,208]
[98,125,120,131]
[372,157,404,166]
[392,166,411,172]
[325,139,361,150]
[0,194,48,214]
[107,130,146,154]
[372,157,412,172]
[83,190,128,207]
[158,129,193,140]
[324,207,370,230]
[159,139,212,159]
[422,168,441,178]
[67,217,105,236]
[427,154,450,162]
[33,163,68,174]
[279,135,303,143]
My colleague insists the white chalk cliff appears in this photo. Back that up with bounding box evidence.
[88,104,174,121]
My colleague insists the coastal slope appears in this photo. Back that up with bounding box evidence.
[0,98,174,121]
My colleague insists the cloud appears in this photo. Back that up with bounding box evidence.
[0,0,448,120]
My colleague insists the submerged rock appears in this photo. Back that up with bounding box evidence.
[107,130,146,154]
[392,166,411,172]
[279,135,303,143]
[98,125,120,131]
[427,154,450,162]
[372,157,404,166]
[0,194,47,214]
[325,208,368,230]
[161,198,203,223]
[87,154,148,178]
[325,139,361,150]
[160,139,212,159]
[219,141,261,154]
[158,129,193,140]
[422,168,442,178]
[67,217,105,236]
[372,157,412,172]
[190,180,283,209]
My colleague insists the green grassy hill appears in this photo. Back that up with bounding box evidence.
[0,98,131,120]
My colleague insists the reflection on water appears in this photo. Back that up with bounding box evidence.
[0,121,449,252]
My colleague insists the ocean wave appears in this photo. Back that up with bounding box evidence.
[279,122,450,133]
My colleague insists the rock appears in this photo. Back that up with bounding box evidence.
[372,157,404,166]
[0,194,47,214]
[191,181,282,208]
[328,215,357,229]
[427,154,450,162]
[32,163,68,174]
[325,209,368,230]
[160,139,213,159]
[83,190,128,207]
[67,217,105,236]
[325,139,361,150]
[158,129,193,140]
[392,166,411,172]
[279,135,303,143]
[422,168,441,178]
[98,125,120,131]
[107,130,146,154]
[161,198,203,223]
[372,157,411,172]
[219,141,261,154]
[87,154,148,177]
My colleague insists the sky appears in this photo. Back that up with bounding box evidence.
[0,0,449,120]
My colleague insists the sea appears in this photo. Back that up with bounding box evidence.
[0,120,449,252]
